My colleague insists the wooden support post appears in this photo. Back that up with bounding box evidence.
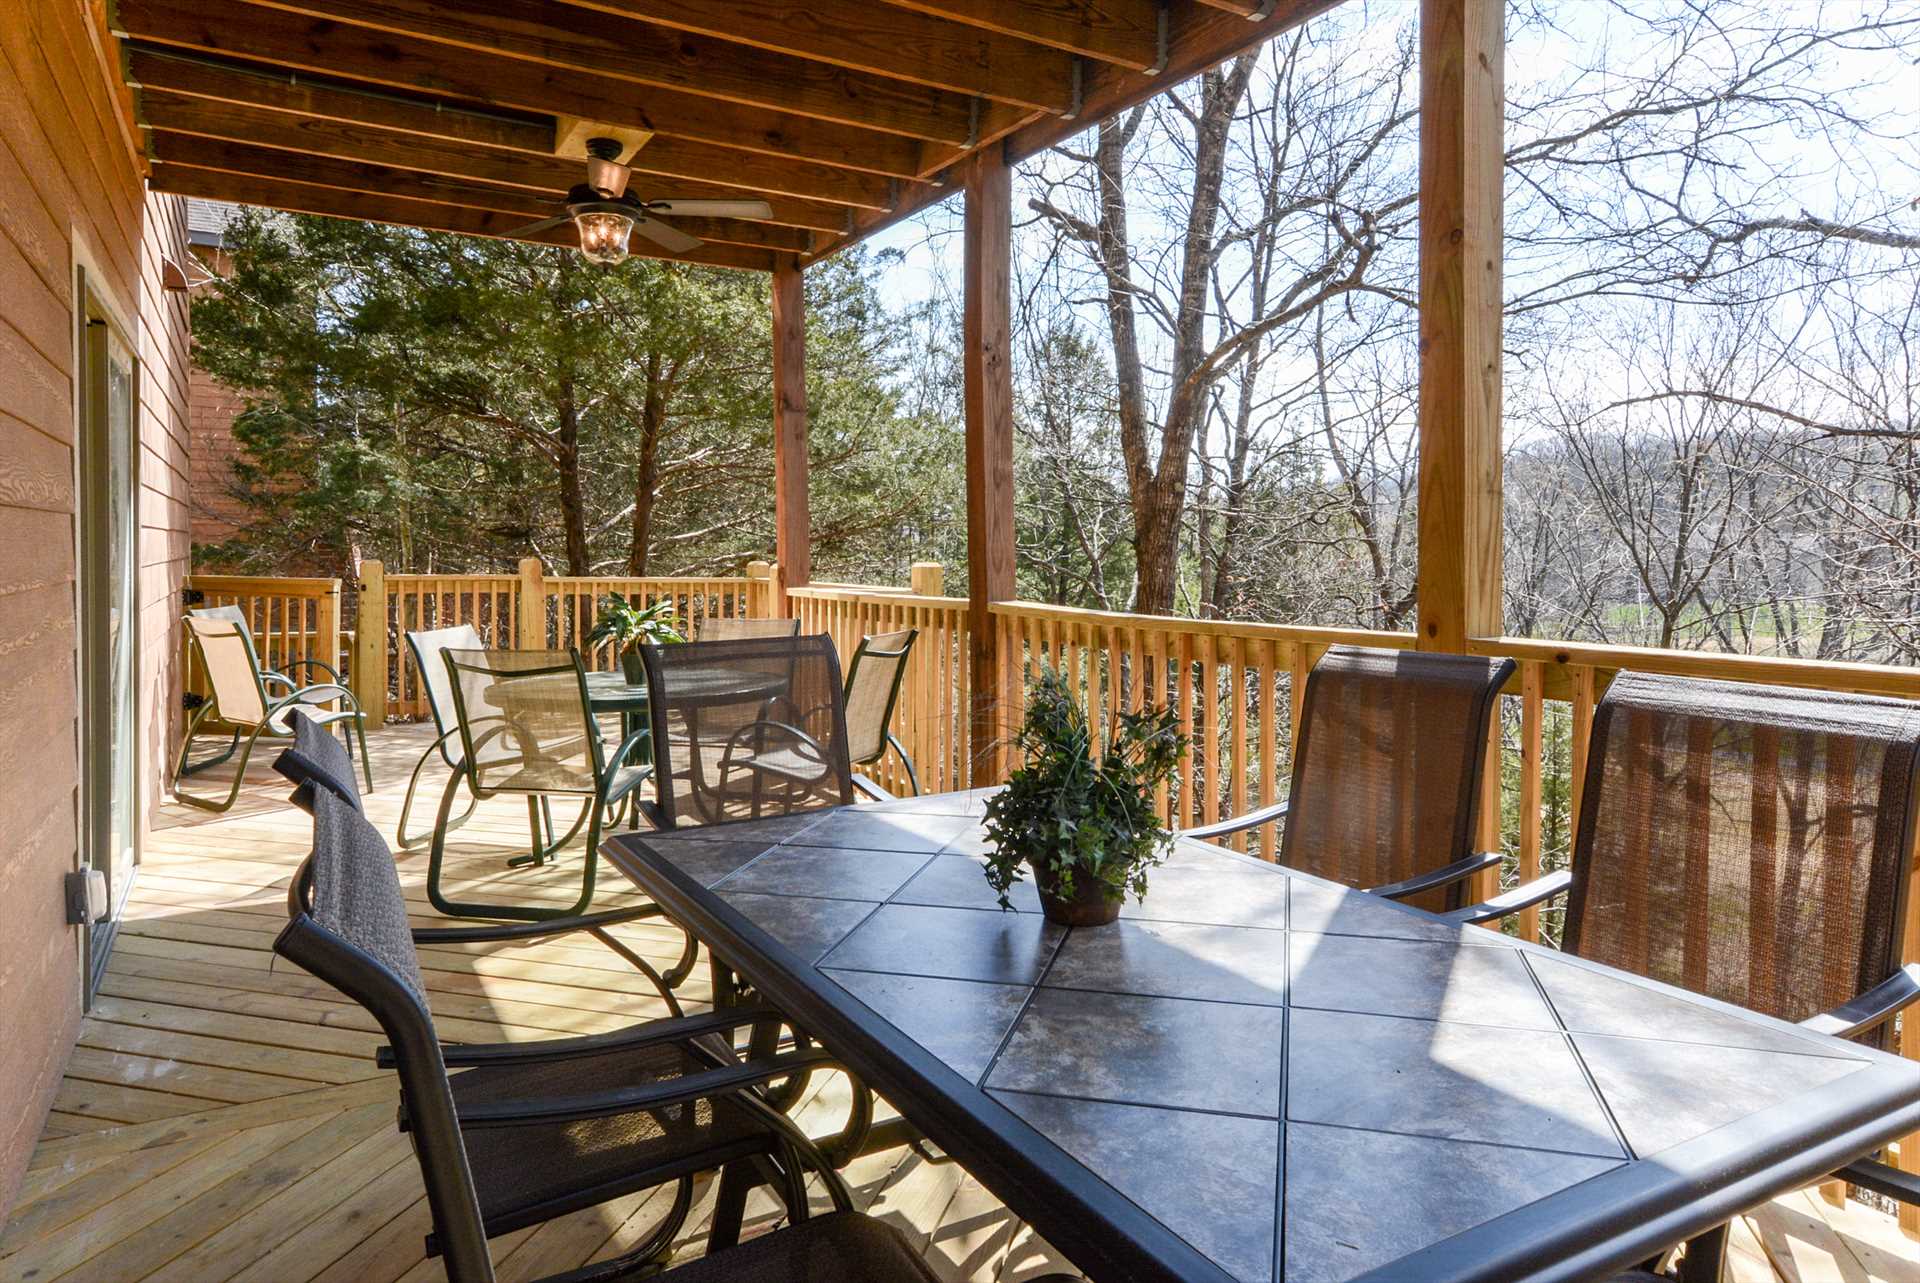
[964,147,1015,787]
[745,560,775,618]
[910,562,945,596]
[516,556,546,650]
[1415,0,1504,653]
[351,560,387,726]
[772,255,811,608]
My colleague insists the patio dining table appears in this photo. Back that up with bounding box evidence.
[602,792,1920,1283]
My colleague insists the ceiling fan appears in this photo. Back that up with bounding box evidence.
[504,136,773,265]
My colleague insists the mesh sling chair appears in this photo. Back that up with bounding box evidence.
[274,784,936,1283]
[1446,672,1920,1281]
[177,602,348,779]
[695,615,802,643]
[1185,645,1516,909]
[427,648,662,926]
[281,653,691,1001]
[637,634,855,830]
[397,624,487,849]
[841,628,921,796]
[173,611,373,812]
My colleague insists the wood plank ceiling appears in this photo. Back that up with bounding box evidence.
[109,0,1340,273]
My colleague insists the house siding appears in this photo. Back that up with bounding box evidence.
[0,0,192,1216]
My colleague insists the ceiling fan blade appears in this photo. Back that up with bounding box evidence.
[630,215,705,254]
[501,213,572,238]
[645,198,773,221]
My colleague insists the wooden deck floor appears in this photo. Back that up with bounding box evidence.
[3,722,1917,1282]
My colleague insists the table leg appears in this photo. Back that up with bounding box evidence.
[1677,1224,1728,1283]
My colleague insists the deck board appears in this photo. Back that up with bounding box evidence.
[0,721,1906,1281]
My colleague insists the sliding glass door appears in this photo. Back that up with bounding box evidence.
[77,269,139,998]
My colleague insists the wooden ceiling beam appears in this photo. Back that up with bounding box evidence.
[555,0,1075,114]
[118,0,975,146]
[113,3,934,177]
[147,132,818,254]
[127,53,858,233]
[137,88,899,213]
[881,0,1165,72]
[150,162,780,272]
[824,0,1339,259]
[1003,0,1340,163]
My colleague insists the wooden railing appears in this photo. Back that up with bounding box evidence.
[357,558,776,722]
[790,566,970,797]
[182,575,346,716]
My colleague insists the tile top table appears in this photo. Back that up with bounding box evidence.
[603,792,1920,1283]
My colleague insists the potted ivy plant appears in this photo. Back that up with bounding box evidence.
[981,666,1187,926]
[585,593,684,684]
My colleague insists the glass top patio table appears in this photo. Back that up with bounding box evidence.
[602,793,1920,1283]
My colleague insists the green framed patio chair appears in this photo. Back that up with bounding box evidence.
[177,603,348,780]
[397,624,486,850]
[172,611,371,813]
[425,647,658,926]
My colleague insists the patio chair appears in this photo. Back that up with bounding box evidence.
[179,602,348,779]
[1446,671,1920,1281]
[637,634,855,830]
[274,784,928,1283]
[695,615,802,642]
[172,611,373,812]
[396,624,486,849]
[275,679,689,994]
[1183,645,1516,910]
[841,628,921,795]
[273,705,366,814]
[425,648,660,927]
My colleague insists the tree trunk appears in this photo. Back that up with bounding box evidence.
[628,352,669,575]
[554,377,591,575]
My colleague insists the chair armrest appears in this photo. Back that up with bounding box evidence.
[1369,851,1504,902]
[454,1048,833,1127]
[602,726,652,776]
[410,904,665,945]
[1834,1156,1920,1207]
[1799,963,1920,1040]
[1181,801,1289,843]
[1438,869,1572,926]
[272,683,360,713]
[285,657,344,685]
[853,774,895,801]
[379,1003,785,1069]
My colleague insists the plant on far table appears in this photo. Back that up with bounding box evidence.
[585,594,683,679]
[981,666,1186,920]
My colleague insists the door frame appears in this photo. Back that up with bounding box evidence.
[72,250,142,1004]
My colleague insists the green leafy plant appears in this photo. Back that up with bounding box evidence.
[585,593,684,656]
[981,666,1187,910]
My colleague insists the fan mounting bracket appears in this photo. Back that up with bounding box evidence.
[553,116,652,165]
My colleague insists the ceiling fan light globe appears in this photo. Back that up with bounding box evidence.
[573,210,634,266]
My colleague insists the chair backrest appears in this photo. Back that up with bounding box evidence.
[443,649,600,796]
[186,612,271,726]
[273,787,494,1282]
[696,615,801,643]
[274,711,362,812]
[1280,646,1515,901]
[190,603,252,634]
[1565,672,1920,1038]
[405,625,486,762]
[641,634,853,829]
[843,629,916,766]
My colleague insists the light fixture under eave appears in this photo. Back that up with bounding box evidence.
[573,208,634,266]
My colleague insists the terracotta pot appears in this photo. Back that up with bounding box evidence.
[621,648,646,686]
[1030,861,1122,927]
